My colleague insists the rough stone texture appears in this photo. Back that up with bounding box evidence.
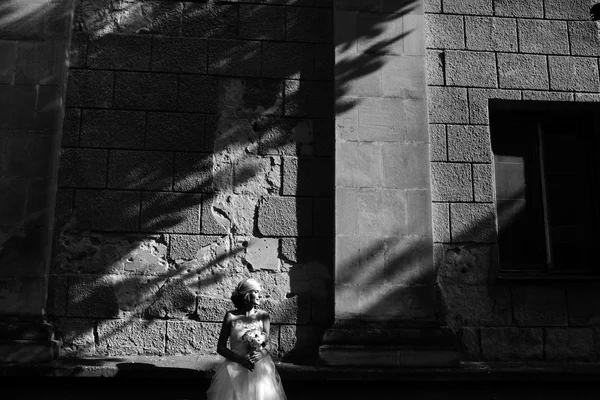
[548,56,600,92]
[443,0,492,15]
[97,319,166,356]
[567,286,600,326]
[151,37,208,73]
[447,125,491,162]
[258,196,313,237]
[544,0,591,20]
[58,148,107,188]
[427,86,468,123]
[145,278,197,319]
[279,324,324,362]
[429,124,446,161]
[473,164,494,202]
[66,69,114,108]
[80,110,145,149]
[425,14,465,49]
[208,39,261,77]
[521,90,574,101]
[146,112,205,151]
[445,51,497,88]
[460,326,481,361]
[569,21,600,57]
[432,203,450,242]
[497,53,549,90]
[545,328,596,361]
[74,189,141,232]
[480,328,543,361]
[450,203,495,243]
[465,17,517,52]
[113,71,178,110]
[427,50,444,86]
[282,157,333,197]
[438,284,512,328]
[493,0,543,18]
[245,238,280,272]
[431,163,473,202]
[512,286,568,327]
[467,88,521,124]
[87,34,151,70]
[438,245,492,285]
[52,318,96,356]
[165,321,220,355]
[518,19,569,55]
[140,192,202,234]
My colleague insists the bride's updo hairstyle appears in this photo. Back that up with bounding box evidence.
[231,278,261,308]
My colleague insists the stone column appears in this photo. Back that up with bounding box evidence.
[0,0,73,362]
[318,0,458,367]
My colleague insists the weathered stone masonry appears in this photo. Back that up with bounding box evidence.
[48,0,334,360]
[427,0,600,362]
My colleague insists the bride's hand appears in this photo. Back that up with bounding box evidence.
[240,356,254,371]
[248,349,266,364]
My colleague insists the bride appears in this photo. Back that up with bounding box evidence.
[206,278,287,400]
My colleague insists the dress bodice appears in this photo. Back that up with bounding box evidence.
[229,318,263,357]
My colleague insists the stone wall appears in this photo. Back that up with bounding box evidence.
[48,0,334,362]
[426,0,600,361]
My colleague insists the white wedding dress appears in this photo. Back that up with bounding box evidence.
[206,319,287,400]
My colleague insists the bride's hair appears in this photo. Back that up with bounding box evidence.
[230,278,261,308]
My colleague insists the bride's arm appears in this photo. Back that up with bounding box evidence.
[216,312,253,370]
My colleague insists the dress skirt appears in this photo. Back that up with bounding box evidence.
[206,356,287,400]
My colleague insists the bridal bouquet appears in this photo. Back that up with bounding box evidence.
[242,328,266,351]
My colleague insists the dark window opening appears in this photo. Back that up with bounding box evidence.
[490,100,600,278]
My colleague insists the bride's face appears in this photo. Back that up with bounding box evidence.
[247,288,262,307]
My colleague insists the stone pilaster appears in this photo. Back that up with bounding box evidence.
[319,0,458,367]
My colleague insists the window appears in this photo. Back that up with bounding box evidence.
[490,100,600,278]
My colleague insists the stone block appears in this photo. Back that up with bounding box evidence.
[440,244,494,287]
[58,148,107,188]
[425,0,442,12]
[262,42,313,79]
[286,7,332,43]
[151,37,207,73]
[279,324,323,362]
[465,16,517,52]
[97,319,166,356]
[36,85,63,130]
[352,189,407,236]
[52,318,95,355]
[196,295,231,322]
[68,33,88,69]
[169,235,220,261]
[468,88,521,124]
[285,80,332,118]
[427,86,468,124]
[497,53,549,90]
[166,321,219,355]
[140,192,202,234]
[46,276,68,316]
[339,64,382,98]
[429,124,446,161]
[460,326,481,360]
[355,97,411,142]
[14,41,65,85]
[0,40,17,84]
[208,39,261,77]
[0,86,37,130]
[257,196,312,237]
[567,286,600,326]
[240,4,285,41]
[443,0,492,15]
[425,14,465,50]
[359,284,413,321]
[356,12,403,56]
[54,188,74,227]
[174,153,213,193]
[66,69,114,108]
[145,278,197,319]
[427,50,444,86]
[80,109,145,149]
[513,286,568,327]
[282,157,334,196]
[431,162,472,202]
[202,195,257,235]
[447,125,491,162]
[108,150,173,191]
[141,1,183,36]
[74,189,141,231]
[569,21,600,56]
[522,90,574,101]
[113,71,178,110]
[432,203,450,243]
[545,328,596,361]
[244,237,279,272]
[0,1,46,39]
[4,132,54,178]
[262,296,311,324]
[518,19,569,55]
[314,44,333,80]
[439,284,512,327]
[336,142,382,188]
[178,74,218,113]
[233,156,281,195]
[146,112,205,151]
[382,55,426,98]
[473,163,494,202]
[575,93,600,101]
[382,142,430,189]
[403,14,426,56]
[549,55,600,92]
[450,203,495,243]
[181,2,238,38]
[493,0,543,18]
[61,108,81,147]
[481,327,543,361]
[544,0,591,20]
[445,50,497,88]
[407,189,433,237]
[280,237,332,265]
[87,34,151,70]
[66,275,120,318]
